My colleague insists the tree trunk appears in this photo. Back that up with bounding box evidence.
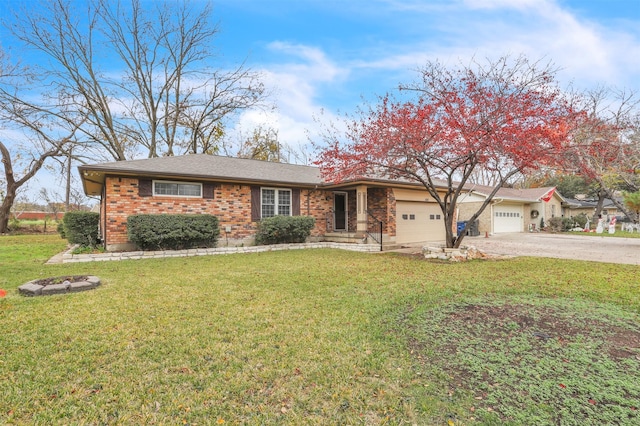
[593,188,607,221]
[0,185,16,234]
[65,150,71,211]
[444,212,456,248]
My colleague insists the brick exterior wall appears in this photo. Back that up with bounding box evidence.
[301,189,333,236]
[347,190,357,231]
[367,187,396,237]
[102,176,333,251]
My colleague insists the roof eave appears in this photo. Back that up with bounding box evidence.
[78,166,321,196]
[320,178,449,191]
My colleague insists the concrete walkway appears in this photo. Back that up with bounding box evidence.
[47,241,382,264]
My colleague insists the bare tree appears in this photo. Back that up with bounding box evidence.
[5,0,267,161]
[175,61,267,155]
[0,98,79,233]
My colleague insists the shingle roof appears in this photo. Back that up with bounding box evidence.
[80,154,455,196]
[84,154,321,184]
[79,154,323,195]
[564,197,620,208]
[466,183,560,202]
[78,153,552,200]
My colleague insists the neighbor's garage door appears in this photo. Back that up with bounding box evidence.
[493,204,523,233]
[396,201,446,244]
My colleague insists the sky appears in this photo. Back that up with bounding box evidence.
[210,0,640,156]
[1,0,640,203]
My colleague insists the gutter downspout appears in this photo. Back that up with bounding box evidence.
[490,197,504,235]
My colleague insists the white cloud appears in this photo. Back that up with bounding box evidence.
[463,0,548,11]
[228,42,347,161]
[352,0,640,89]
[231,0,639,164]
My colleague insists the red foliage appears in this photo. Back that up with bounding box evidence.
[314,57,581,248]
[316,60,578,185]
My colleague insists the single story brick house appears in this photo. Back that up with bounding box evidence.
[562,197,623,221]
[79,154,454,251]
[457,185,565,234]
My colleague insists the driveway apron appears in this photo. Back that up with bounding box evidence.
[464,233,640,265]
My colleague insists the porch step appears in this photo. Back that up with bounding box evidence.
[323,232,362,244]
[324,233,403,251]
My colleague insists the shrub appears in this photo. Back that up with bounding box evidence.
[255,215,315,245]
[63,211,100,247]
[127,214,220,251]
[561,217,574,231]
[572,213,588,229]
[548,217,564,232]
[7,217,20,232]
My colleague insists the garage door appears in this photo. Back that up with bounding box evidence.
[396,201,446,244]
[493,204,523,233]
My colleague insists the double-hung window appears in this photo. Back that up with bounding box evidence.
[153,181,202,197]
[261,188,291,218]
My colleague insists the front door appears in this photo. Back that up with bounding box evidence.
[334,192,347,231]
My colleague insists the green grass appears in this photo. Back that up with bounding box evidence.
[567,229,640,239]
[1,235,639,425]
[8,219,61,234]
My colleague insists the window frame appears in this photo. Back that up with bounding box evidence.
[152,180,203,198]
[261,187,292,218]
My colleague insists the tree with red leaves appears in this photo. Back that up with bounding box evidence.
[315,56,580,248]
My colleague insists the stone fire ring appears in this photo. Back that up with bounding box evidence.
[19,276,101,297]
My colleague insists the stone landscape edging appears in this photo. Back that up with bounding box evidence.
[58,242,382,263]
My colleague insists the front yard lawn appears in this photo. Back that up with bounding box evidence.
[1,234,639,424]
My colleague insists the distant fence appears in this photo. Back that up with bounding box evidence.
[11,211,63,221]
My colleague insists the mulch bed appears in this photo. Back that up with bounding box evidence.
[31,276,89,287]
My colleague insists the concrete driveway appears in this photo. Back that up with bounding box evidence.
[462,232,640,265]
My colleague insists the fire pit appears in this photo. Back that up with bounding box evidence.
[18,275,101,296]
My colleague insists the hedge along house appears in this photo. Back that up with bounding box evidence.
[79,154,453,251]
[456,185,565,235]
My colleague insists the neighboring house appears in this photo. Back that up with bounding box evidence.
[563,197,623,221]
[79,154,453,251]
[457,185,564,234]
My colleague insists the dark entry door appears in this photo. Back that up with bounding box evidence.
[334,193,347,231]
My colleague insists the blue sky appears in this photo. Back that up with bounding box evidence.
[207,0,640,155]
[1,0,640,201]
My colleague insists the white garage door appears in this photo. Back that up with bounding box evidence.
[493,204,523,233]
[396,201,446,244]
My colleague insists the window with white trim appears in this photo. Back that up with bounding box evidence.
[261,188,291,218]
[153,180,202,197]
